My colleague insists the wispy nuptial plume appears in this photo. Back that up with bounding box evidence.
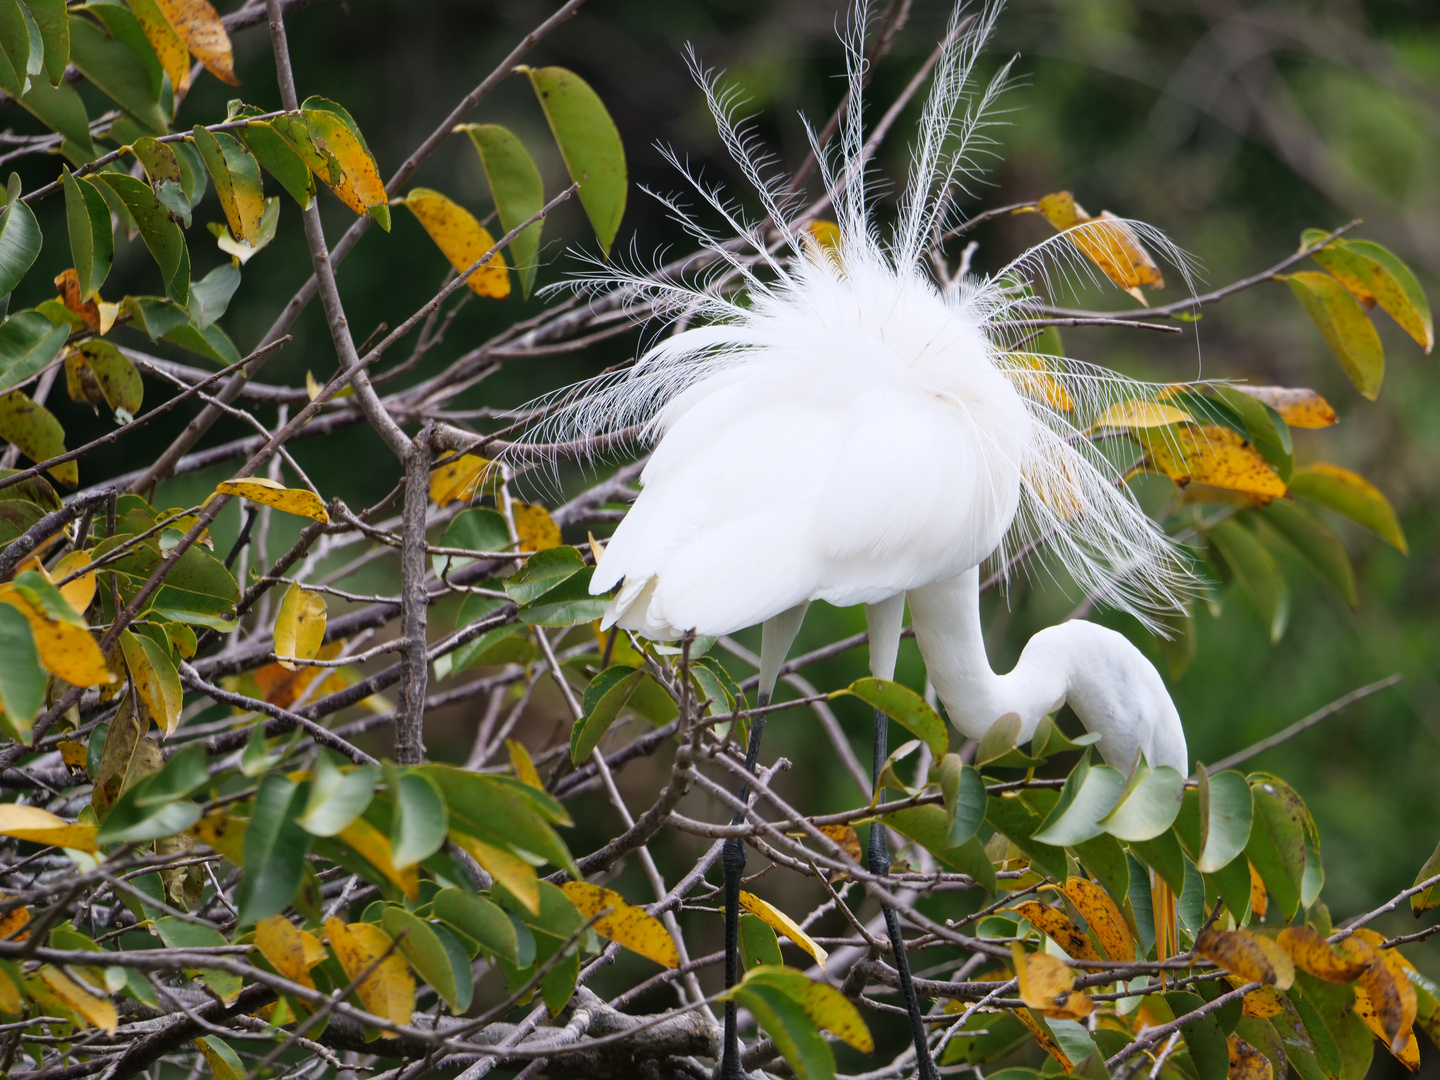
[513,0,1198,635]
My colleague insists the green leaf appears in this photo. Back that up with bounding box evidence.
[0,198,41,298]
[95,782,200,843]
[986,790,1068,881]
[67,9,167,135]
[187,263,239,331]
[738,912,783,972]
[421,763,577,877]
[934,753,987,847]
[154,916,242,1002]
[92,173,188,303]
[884,804,996,892]
[0,602,41,737]
[75,340,142,416]
[517,565,608,626]
[0,312,68,396]
[570,667,643,764]
[235,773,313,925]
[504,545,584,605]
[1097,761,1184,842]
[1286,464,1406,554]
[381,905,461,1011]
[1128,827,1186,893]
[0,390,73,485]
[838,677,948,762]
[63,169,112,300]
[298,751,376,837]
[24,0,66,86]
[522,66,626,255]
[1166,990,1229,1080]
[1245,772,1307,921]
[231,111,315,209]
[434,507,510,576]
[1287,988,1344,1080]
[391,769,446,870]
[194,1035,244,1080]
[432,888,521,966]
[17,78,93,159]
[0,0,42,97]
[1411,840,1440,916]
[99,535,238,628]
[120,295,240,365]
[1207,517,1289,643]
[1212,385,1292,481]
[975,710,1023,765]
[1194,766,1253,873]
[1283,271,1384,400]
[193,126,266,246]
[426,919,474,1013]
[1256,499,1355,606]
[730,981,835,1080]
[460,123,544,297]
[1304,232,1434,353]
[738,966,872,1052]
[1292,972,1372,1080]
[1032,753,1127,847]
[133,744,207,806]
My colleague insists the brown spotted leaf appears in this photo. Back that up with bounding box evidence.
[560,881,678,968]
[1233,387,1337,430]
[1198,928,1292,988]
[1011,901,1102,964]
[1229,1033,1275,1080]
[1060,877,1135,963]
[1140,424,1287,501]
[1276,926,1372,984]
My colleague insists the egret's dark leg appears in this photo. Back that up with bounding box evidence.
[720,700,767,1080]
[871,706,941,1080]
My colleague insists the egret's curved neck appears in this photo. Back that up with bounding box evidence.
[906,568,1065,744]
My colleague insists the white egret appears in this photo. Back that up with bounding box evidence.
[515,4,1195,1076]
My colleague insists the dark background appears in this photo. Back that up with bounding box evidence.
[15,1,1440,1073]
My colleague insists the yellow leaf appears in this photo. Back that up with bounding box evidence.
[154,0,236,85]
[0,591,113,687]
[216,478,329,523]
[128,0,190,94]
[1197,928,1293,990]
[506,739,543,789]
[429,454,494,507]
[189,810,246,864]
[120,630,182,737]
[1006,353,1074,412]
[1354,929,1417,1052]
[1014,1006,1072,1070]
[738,891,829,971]
[1141,424,1287,501]
[255,915,327,991]
[1276,925,1372,984]
[1010,901,1102,965]
[53,551,96,616]
[1060,877,1135,964]
[1283,271,1385,400]
[274,583,326,671]
[1233,386,1337,430]
[560,881,679,968]
[449,831,538,915]
[1229,1033,1275,1080]
[803,219,842,263]
[1239,983,1286,1018]
[402,189,509,298]
[1012,941,1093,1019]
[1249,861,1269,921]
[194,1035,245,1080]
[0,803,97,852]
[814,823,862,865]
[38,964,116,1031]
[513,502,560,552]
[1287,463,1407,554]
[324,918,414,1035]
[1037,192,1164,303]
[337,818,419,901]
[299,108,387,216]
[1096,399,1193,430]
[305,370,353,400]
[58,740,88,770]
[0,965,20,1014]
[0,902,29,942]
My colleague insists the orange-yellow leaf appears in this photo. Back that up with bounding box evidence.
[1276,925,1372,984]
[1012,941,1093,1018]
[274,583,326,671]
[0,803,97,852]
[216,478,329,523]
[54,270,100,331]
[337,818,419,901]
[53,551,96,616]
[0,903,29,942]
[1142,424,1287,500]
[1014,1005,1073,1069]
[815,823,863,864]
[1096,399,1192,430]
[0,590,112,687]
[506,739,543,789]
[1229,1033,1275,1080]
[58,740,88,769]
[449,831,538,915]
[402,189,509,299]
[38,965,116,1031]
[1198,928,1294,990]
[429,454,494,507]
[153,0,236,84]
[324,918,414,1034]
[1060,877,1135,963]
[1249,861,1269,921]
[513,502,560,552]
[0,964,20,1014]
[560,881,679,968]
[1239,983,1286,1018]
[1037,192,1164,303]
[255,916,327,991]
[128,0,190,94]
[1011,901,1101,964]
[1233,386,1337,430]
[739,891,828,971]
[119,630,182,737]
[1006,354,1074,411]
[189,811,246,864]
